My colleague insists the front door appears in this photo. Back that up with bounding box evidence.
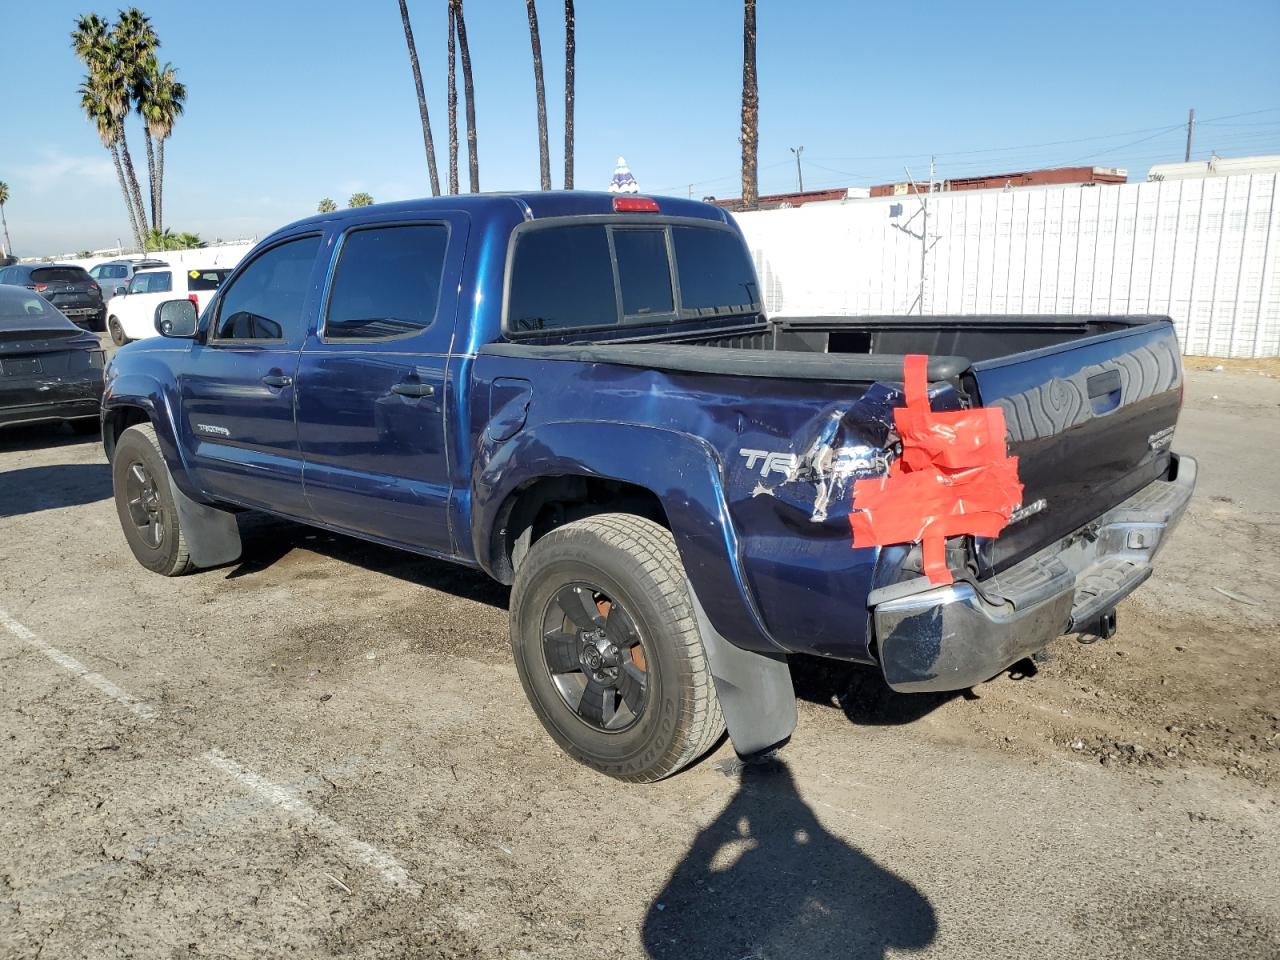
[295,217,466,555]
[179,232,324,516]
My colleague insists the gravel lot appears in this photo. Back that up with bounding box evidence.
[1,362,1277,959]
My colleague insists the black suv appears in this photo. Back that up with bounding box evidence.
[0,263,105,331]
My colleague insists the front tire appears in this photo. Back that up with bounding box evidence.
[108,316,130,347]
[510,514,725,782]
[111,423,193,576]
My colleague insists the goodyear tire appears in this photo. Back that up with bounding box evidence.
[510,513,725,782]
[111,423,193,576]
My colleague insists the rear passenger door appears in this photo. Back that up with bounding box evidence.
[295,217,467,554]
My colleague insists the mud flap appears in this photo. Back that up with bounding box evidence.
[688,583,797,759]
[170,480,242,569]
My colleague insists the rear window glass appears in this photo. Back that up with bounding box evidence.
[672,227,760,317]
[188,269,230,292]
[508,225,618,333]
[0,286,75,329]
[325,225,449,339]
[613,228,674,319]
[131,271,172,294]
[31,267,91,284]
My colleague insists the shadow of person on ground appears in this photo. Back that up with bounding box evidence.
[642,758,936,959]
[225,511,510,609]
[0,462,112,518]
[790,655,960,726]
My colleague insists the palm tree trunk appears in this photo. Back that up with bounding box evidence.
[144,132,158,227]
[156,137,166,234]
[563,0,575,190]
[111,141,144,250]
[119,130,150,236]
[398,0,441,197]
[447,1,459,195]
[454,0,480,192]
[740,0,759,211]
[525,0,551,191]
[0,204,12,258]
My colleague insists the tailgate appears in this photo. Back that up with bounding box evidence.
[970,319,1183,574]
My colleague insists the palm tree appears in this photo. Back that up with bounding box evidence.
[447,1,459,194]
[0,181,12,257]
[563,0,575,189]
[397,0,440,197]
[317,198,337,213]
[137,57,185,232]
[740,0,759,210]
[525,0,551,191]
[349,192,375,208]
[111,8,157,232]
[79,71,144,249]
[453,0,480,192]
[72,13,150,245]
[72,14,143,248]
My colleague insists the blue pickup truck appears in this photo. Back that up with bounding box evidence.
[102,192,1195,781]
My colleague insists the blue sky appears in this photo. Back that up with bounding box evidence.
[3,0,1279,256]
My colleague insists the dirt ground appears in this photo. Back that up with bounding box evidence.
[1,361,1277,959]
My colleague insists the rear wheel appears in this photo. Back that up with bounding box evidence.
[510,514,724,782]
[111,423,193,576]
[108,316,130,347]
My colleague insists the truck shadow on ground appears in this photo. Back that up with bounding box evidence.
[0,462,112,518]
[642,757,936,959]
[228,512,511,609]
[790,655,963,725]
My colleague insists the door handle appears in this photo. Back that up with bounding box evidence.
[391,381,435,398]
[261,374,292,388]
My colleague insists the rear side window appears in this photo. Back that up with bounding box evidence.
[672,227,760,317]
[507,225,617,333]
[188,269,229,292]
[613,228,674,319]
[324,224,449,339]
[31,267,90,284]
[214,234,320,341]
[96,264,129,280]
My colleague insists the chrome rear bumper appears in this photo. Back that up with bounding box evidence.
[872,453,1197,693]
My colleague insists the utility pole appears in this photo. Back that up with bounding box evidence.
[1184,108,1195,162]
[790,145,804,192]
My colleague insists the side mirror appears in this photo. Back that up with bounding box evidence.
[114,285,127,296]
[155,299,199,338]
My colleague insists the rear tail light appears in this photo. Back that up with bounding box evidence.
[31,282,48,292]
[612,196,660,213]
[89,281,101,295]
[188,293,200,310]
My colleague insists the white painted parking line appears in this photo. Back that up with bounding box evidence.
[0,604,420,896]
[205,750,422,894]
[0,607,155,721]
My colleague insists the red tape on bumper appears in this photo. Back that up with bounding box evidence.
[849,354,1023,585]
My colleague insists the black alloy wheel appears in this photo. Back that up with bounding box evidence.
[541,583,649,732]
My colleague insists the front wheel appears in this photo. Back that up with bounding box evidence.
[510,514,725,782]
[108,316,130,347]
[111,423,193,576]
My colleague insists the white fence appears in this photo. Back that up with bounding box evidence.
[65,242,255,276]
[735,173,1280,358]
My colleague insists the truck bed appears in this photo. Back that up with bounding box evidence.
[486,312,1184,580]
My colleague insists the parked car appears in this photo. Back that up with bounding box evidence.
[0,263,105,332]
[0,285,105,432]
[101,192,1195,782]
[89,258,169,298]
[105,266,230,346]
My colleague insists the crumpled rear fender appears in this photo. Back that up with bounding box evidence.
[472,419,783,655]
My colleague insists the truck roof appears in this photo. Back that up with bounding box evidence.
[289,191,731,233]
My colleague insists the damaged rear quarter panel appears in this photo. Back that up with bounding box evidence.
[470,354,942,661]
